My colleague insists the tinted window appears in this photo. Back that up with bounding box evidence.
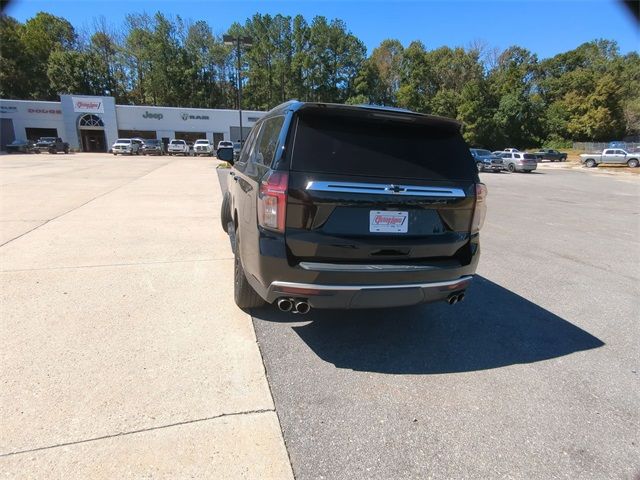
[523,154,536,159]
[237,125,261,166]
[604,150,614,154]
[252,116,285,166]
[475,149,492,156]
[292,113,475,180]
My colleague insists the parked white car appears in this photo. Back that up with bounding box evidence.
[217,140,233,149]
[193,139,213,156]
[112,138,142,155]
[167,139,190,156]
[580,149,639,168]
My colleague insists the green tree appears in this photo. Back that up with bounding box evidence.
[305,16,365,103]
[487,46,541,147]
[0,16,30,98]
[47,50,103,95]
[19,12,77,99]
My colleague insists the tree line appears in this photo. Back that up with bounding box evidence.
[1,11,638,148]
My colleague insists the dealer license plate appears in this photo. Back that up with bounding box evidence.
[369,210,408,233]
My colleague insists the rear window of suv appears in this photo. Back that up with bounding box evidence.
[291,112,476,180]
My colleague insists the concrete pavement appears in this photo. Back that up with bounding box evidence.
[0,153,293,478]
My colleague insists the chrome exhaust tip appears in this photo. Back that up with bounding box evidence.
[447,292,466,305]
[294,301,310,315]
[277,298,293,312]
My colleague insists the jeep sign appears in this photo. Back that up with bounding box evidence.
[143,111,164,120]
[72,97,105,113]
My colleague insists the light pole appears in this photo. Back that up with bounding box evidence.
[223,35,252,143]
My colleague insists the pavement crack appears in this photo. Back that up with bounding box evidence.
[0,408,275,458]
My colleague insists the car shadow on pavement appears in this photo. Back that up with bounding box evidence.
[252,275,604,374]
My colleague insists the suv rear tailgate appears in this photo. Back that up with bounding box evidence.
[284,109,478,264]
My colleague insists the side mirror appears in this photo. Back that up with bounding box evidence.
[216,147,234,164]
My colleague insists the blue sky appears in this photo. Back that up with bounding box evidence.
[6,0,639,59]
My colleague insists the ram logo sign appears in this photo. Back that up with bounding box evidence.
[181,112,210,121]
[72,97,104,113]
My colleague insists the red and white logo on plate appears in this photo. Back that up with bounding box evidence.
[369,210,408,233]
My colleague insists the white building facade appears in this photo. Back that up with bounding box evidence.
[0,94,265,151]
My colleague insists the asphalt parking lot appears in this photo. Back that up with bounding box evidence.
[1,153,639,478]
[251,165,640,479]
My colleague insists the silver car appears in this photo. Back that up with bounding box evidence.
[500,152,537,173]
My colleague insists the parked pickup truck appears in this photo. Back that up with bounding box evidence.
[531,148,567,162]
[193,139,213,156]
[35,137,69,154]
[470,148,504,172]
[580,149,639,168]
[167,139,191,156]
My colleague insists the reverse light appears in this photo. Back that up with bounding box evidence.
[258,171,289,232]
[471,183,487,233]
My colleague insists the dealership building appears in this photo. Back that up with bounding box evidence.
[0,94,265,152]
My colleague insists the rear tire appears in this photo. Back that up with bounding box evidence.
[627,158,639,168]
[221,193,232,233]
[233,232,265,309]
[508,163,515,173]
[585,159,596,168]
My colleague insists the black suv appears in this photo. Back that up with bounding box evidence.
[221,101,486,313]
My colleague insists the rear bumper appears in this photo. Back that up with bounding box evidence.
[245,231,480,309]
[266,276,473,309]
[517,164,537,171]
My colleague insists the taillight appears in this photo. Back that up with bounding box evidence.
[258,171,288,232]
[471,183,487,233]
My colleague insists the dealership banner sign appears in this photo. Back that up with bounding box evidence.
[72,97,105,113]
